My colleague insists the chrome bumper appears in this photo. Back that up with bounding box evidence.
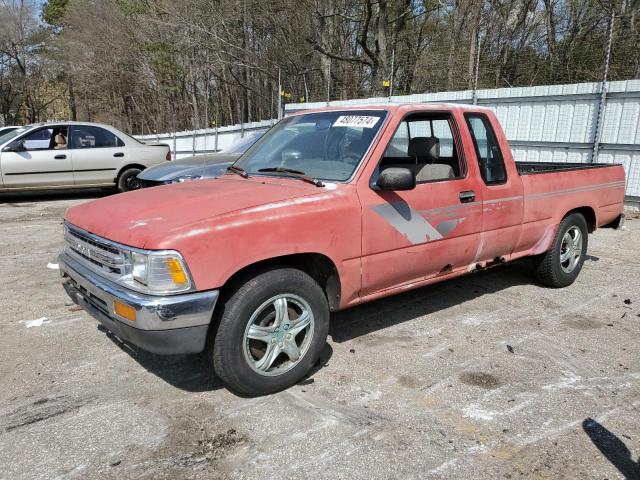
[59,252,218,354]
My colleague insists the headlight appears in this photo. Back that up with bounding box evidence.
[170,175,202,183]
[63,223,194,295]
[123,250,192,294]
[131,252,147,285]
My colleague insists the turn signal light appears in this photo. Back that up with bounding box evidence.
[114,301,137,321]
[166,258,188,284]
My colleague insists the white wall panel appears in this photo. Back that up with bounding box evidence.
[139,81,640,201]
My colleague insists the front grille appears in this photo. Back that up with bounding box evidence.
[64,226,127,277]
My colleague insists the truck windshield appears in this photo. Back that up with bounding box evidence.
[233,110,386,181]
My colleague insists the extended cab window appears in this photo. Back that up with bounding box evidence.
[70,125,124,149]
[379,114,463,183]
[465,114,507,185]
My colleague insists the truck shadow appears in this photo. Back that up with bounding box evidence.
[582,417,640,479]
[98,325,224,392]
[99,323,334,394]
[330,261,533,343]
[100,262,532,393]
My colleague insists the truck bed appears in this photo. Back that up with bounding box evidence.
[516,162,619,175]
[518,159,625,239]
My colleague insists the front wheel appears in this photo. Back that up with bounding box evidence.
[210,267,330,396]
[533,213,588,288]
[117,167,143,193]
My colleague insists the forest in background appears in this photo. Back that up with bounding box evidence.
[0,0,637,134]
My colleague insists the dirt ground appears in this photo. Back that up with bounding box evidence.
[0,191,639,480]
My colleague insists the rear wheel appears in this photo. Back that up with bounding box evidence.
[533,213,588,288]
[210,267,330,396]
[117,167,143,193]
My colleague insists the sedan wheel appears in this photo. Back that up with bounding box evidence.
[117,167,143,193]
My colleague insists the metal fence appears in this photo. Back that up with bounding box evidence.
[138,80,640,204]
[136,119,275,159]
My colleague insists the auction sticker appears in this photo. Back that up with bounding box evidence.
[333,115,380,128]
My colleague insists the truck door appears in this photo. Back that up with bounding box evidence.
[358,111,484,297]
[0,126,73,189]
[464,113,524,261]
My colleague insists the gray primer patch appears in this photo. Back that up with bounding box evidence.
[372,203,443,244]
[436,218,466,236]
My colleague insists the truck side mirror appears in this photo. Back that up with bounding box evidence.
[375,167,416,191]
[3,139,25,152]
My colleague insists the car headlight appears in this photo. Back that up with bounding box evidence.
[123,250,192,294]
[170,175,202,184]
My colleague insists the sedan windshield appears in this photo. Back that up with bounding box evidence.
[0,127,29,145]
[233,110,386,181]
[224,130,266,154]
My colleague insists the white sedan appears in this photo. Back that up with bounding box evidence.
[0,122,170,193]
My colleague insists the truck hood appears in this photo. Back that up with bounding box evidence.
[65,177,321,248]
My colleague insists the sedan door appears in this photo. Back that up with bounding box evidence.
[0,127,73,189]
[69,125,124,186]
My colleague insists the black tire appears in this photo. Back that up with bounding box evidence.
[210,267,330,396]
[117,167,143,192]
[533,213,588,288]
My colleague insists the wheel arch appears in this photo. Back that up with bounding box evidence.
[220,253,342,312]
[116,163,146,181]
[563,206,596,233]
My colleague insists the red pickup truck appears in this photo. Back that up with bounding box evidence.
[59,104,625,395]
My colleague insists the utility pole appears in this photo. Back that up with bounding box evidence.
[277,68,283,120]
[326,61,331,105]
[472,29,481,105]
[172,131,177,160]
[215,103,219,152]
[592,10,615,162]
[389,49,396,100]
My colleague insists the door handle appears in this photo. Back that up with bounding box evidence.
[54,154,66,160]
[113,152,124,158]
[459,190,475,203]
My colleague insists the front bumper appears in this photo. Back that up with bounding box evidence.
[59,252,218,355]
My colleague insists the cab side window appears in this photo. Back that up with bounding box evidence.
[22,127,69,151]
[70,126,124,149]
[380,114,464,183]
[465,114,507,185]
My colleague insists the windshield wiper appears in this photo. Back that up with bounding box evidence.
[226,165,248,178]
[257,167,324,187]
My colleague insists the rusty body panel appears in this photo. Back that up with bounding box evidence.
[63,103,626,311]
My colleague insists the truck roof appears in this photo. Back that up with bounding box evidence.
[288,102,494,116]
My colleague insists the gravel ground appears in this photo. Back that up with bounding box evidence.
[0,191,639,480]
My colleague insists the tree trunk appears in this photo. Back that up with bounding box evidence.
[68,77,77,121]
[189,58,200,130]
[543,0,557,80]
